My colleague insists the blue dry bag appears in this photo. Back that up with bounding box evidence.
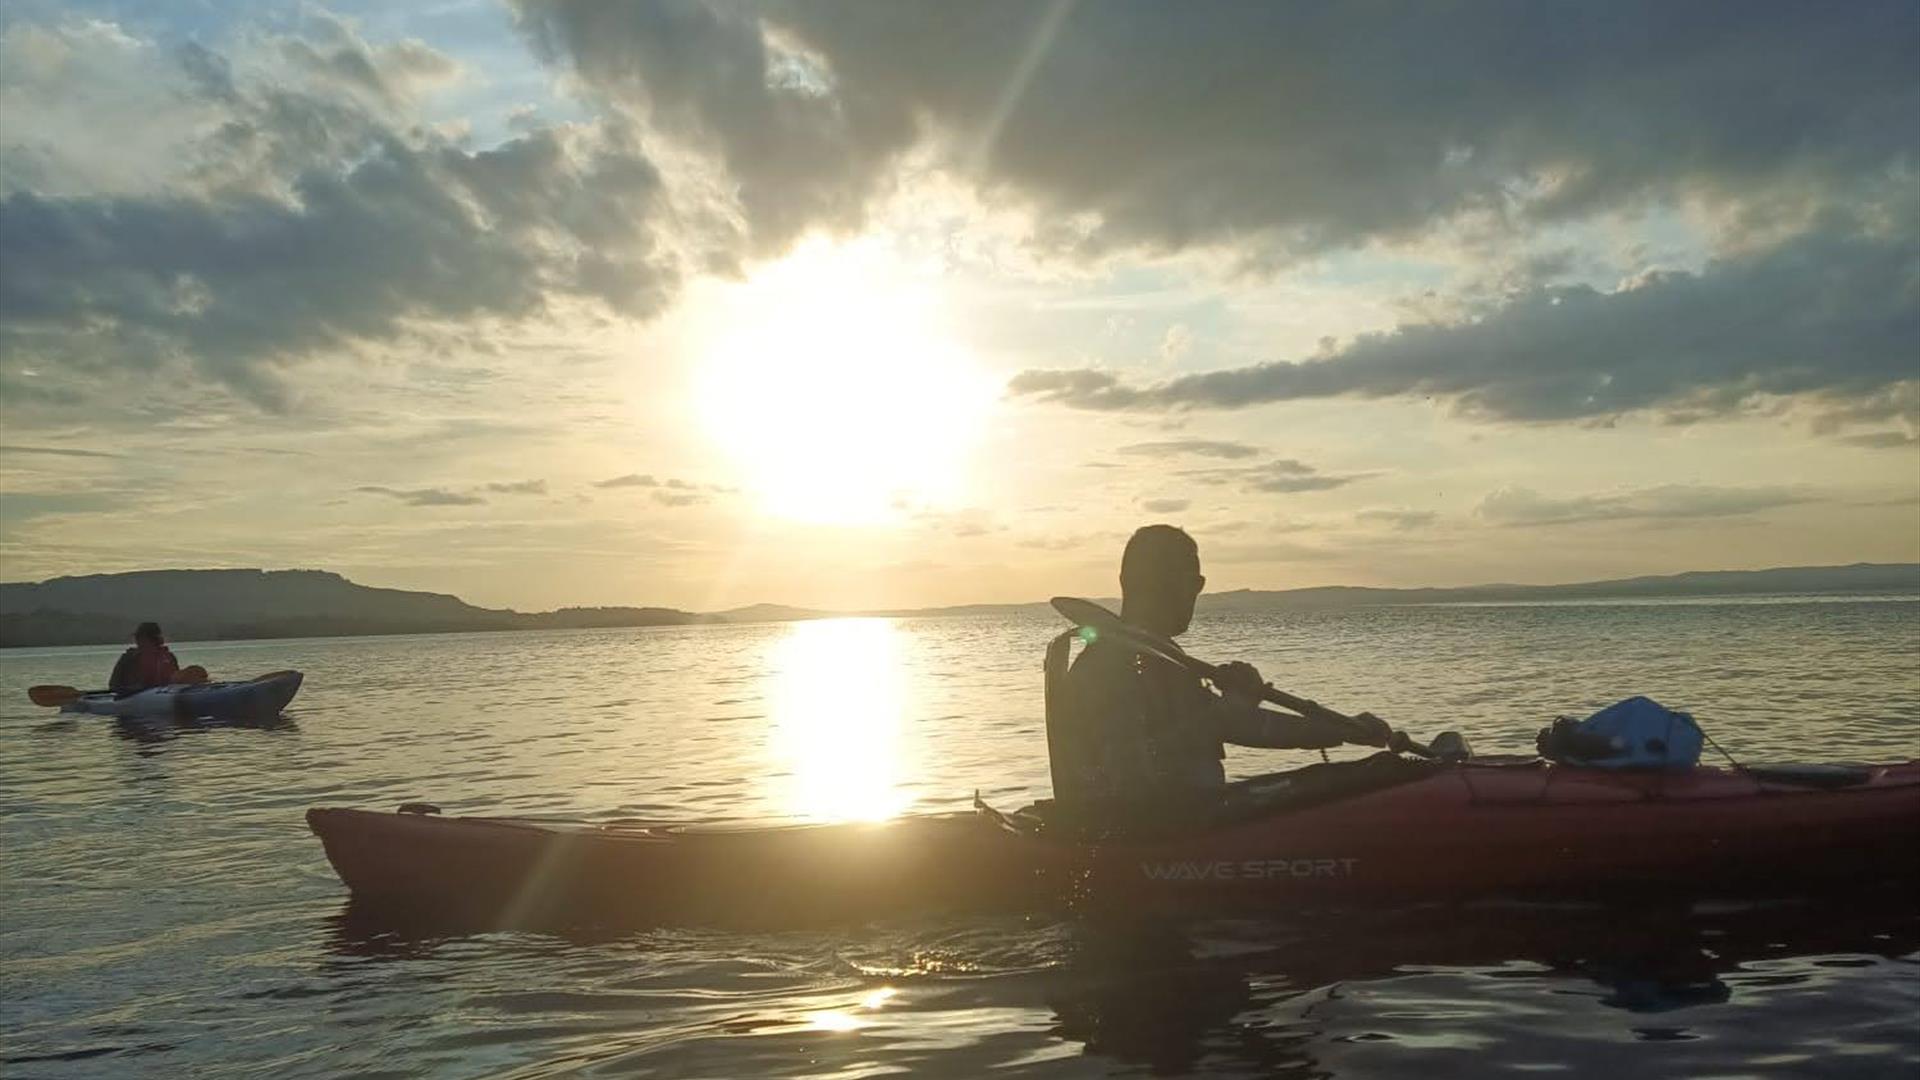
[1537,695,1704,769]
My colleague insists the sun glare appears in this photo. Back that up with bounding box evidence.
[766,618,913,822]
[694,239,995,525]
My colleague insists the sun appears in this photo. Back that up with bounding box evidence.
[693,238,995,525]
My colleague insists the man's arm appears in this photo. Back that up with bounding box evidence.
[108,650,138,694]
[1209,695,1347,749]
[1205,660,1391,748]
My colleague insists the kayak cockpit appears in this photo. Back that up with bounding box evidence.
[991,751,1443,841]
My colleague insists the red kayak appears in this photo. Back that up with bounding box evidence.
[308,755,1920,930]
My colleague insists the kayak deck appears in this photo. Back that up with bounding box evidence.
[309,756,1920,930]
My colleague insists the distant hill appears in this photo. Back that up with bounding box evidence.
[1196,563,1920,611]
[0,569,715,647]
[1,563,1915,647]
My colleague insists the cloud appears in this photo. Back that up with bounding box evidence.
[594,473,734,502]
[1117,439,1259,460]
[1011,214,1920,427]
[1159,324,1192,362]
[911,506,1000,537]
[511,3,1918,440]
[0,491,125,525]
[1475,484,1816,527]
[355,485,485,507]
[520,1,1919,258]
[595,473,659,488]
[0,444,120,459]
[513,0,910,256]
[1181,458,1369,494]
[1139,497,1189,513]
[1806,382,1919,447]
[0,17,677,408]
[484,479,548,495]
[1017,532,1101,551]
[1357,509,1438,531]
[1838,431,1917,449]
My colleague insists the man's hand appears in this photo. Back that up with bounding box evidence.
[1343,710,1394,748]
[1211,661,1266,704]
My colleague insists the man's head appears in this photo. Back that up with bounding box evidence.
[1118,524,1204,636]
[134,621,164,646]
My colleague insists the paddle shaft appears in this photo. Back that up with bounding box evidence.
[1051,596,1431,756]
[27,666,212,707]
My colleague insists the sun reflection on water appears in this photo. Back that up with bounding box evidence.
[767,618,913,822]
[806,986,898,1033]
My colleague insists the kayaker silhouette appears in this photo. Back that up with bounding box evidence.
[108,622,205,694]
[1047,525,1392,819]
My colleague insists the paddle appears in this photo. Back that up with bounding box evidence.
[27,684,96,707]
[1050,596,1433,758]
[27,665,213,707]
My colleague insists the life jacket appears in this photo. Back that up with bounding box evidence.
[132,644,180,688]
[1044,634,1227,808]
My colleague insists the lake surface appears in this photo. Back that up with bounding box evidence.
[5,600,1918,1077]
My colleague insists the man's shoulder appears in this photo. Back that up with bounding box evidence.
[1068,640,1134,674]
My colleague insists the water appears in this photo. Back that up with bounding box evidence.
[4,600,1917,1077]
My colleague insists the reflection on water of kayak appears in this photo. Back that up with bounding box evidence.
[3,600,1917,1077]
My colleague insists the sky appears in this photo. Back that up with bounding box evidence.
[0,0,1915,612]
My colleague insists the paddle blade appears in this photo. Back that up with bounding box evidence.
[1049,596,1118,634]
[28,684,82,707]
[176,665,209,685]
[1049,597,1204,674]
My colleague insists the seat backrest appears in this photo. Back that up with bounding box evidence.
[1042,630,1083,803]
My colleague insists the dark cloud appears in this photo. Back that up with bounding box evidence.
[510,2,1918,437]
[355,485,485,507]
[1012,216,1920,426]
[521,1,1918,257]
[1139,497,1189,513]
[1117,439,1259,460]
[484,479,549,495]
[0,20,675,407]
[514,0,911,255]
[1838,431,1917,449]
[1474,484,1815,527]
[1357,509,1438,531]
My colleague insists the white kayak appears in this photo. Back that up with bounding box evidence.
[62,670,303,721]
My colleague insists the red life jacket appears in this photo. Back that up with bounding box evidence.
[135,644,180,687]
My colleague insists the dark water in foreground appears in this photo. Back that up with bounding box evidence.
[4,600,1917,1078]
